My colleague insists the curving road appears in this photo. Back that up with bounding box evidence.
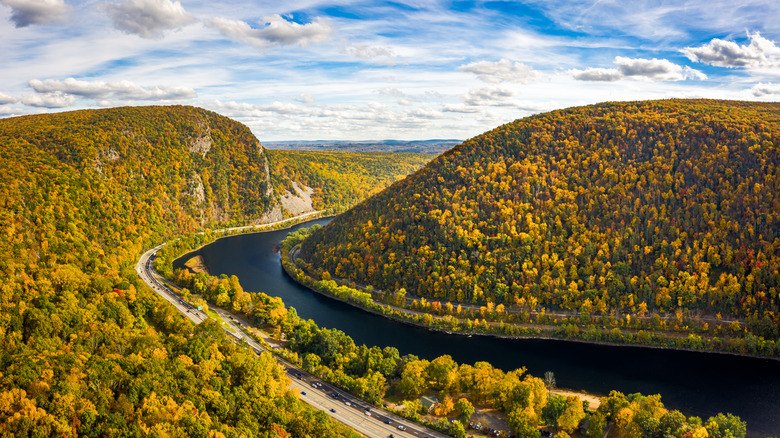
[135,219,449,438]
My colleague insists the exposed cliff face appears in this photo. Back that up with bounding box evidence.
[280,181,315,215]
[189,134,213,157]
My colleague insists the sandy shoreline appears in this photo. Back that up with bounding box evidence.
[183,254,210,274]
[550,388,602,409]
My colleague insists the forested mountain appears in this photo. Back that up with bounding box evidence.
[0,106,356,436]
[267,149,433,213]
[299,100,780,344]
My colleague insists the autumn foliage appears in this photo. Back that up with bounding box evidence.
[300,100,780,345]
[267,149,432,212]
[0,106,356,437]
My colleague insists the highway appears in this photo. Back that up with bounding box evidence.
[136,235,449,438]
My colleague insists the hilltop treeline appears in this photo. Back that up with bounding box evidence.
[0,106,356,436]
[300,100,780,345]
[267,149,432,212]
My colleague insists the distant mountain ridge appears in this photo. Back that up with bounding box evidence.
[299,99,780,348]
[264,139,460,154]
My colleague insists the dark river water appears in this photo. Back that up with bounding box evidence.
[176,219,780,436]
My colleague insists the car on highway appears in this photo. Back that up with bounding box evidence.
[330,408,336,413]
[301,391,306,395]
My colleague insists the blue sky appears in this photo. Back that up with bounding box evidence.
[1,0,779,141]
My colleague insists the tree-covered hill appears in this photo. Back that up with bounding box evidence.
[0,106,356,436]
[267,149,433,213]
[299,99,780,346]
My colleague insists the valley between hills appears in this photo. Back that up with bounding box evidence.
[1,100,776,437]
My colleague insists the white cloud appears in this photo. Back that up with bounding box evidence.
[459,59,543,84]
[102,0,196,39]
[22,93,74,108]
[571,57,706,82]
[614,57,692,81]
[2,0,773,141]
[407,107,443,119]
[570,67,623,82]
[208,100,314,118]
[462,87,515,107]
[0,106,23,116]
[347,43,394,59]
[377,88,406,98]
[750,82,780,96]
[682,32,780,69]
[0,0,69,27]
[207,14,331,50]
[442,104,482,113]
[207,99,460,140]
[28,78,197,102]
[522,0,780,44]
[683,66,708,81]
[295,94,314,104]
[0,92,18,104]
[375,88,422,105]
[346,43,403,65]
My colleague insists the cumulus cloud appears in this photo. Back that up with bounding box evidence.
[22,93,74,108]
[570,68,623,82]
[462,87,515,107]
[0,0,70,27]
[750,82,780,97]
[0,92,18,104]
[614,57,700,80]
[0,107,23,116]
[683,66,708,81]
[571,57,706,81]
[102,0,195,39]
[459,59,543,84]
[207,14,330,50]
[682,32,780,69]
[28,78,197,102]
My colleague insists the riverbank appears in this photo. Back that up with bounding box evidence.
[183,254,210,274]
[551,389,601,410]
[283,232,779,362]
[177,217,779,437]
[156,210,330,279]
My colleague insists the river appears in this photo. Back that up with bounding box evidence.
[176,218,780,436]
